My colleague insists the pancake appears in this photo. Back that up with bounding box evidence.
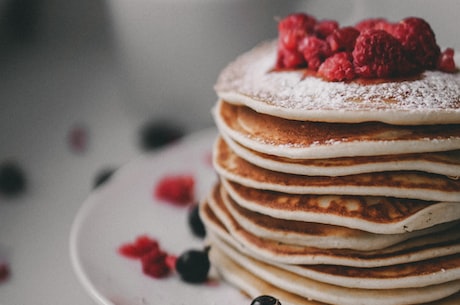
[211,232,460,290]
[202,191,460,267]
[222,134,460,177]
[209,240,460,305]
[214,138,460,202]
[223,179,460,234]
[209,246,460,305]
[220,184,458,250]
[214,40,460,125]
[214,100,460,159]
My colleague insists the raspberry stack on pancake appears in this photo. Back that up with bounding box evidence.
[200,13,460,305]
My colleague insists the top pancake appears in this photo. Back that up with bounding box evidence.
[215,40,460,125]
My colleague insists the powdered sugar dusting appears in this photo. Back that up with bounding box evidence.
[215,41,460,124]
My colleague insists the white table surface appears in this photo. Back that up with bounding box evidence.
[0,2,202,304]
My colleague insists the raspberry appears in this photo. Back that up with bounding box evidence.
[154,174,195,205]
[299,36,331,71]
[278,13,316,50]
[326,26,360,53]
[391,17,440,69]
[141,250,171,278]
[276,13,316,69]
[314,20,339,39]
[275,45,305,69]
[118,235,159,259]
[437,48,457,73]
[354,18,390,32]
[318,52,355,82]
[352,30,411,78]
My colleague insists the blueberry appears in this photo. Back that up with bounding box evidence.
[250,295,282,305]
[93,167,116,188]
[139,120,184,151]
[175,248,210,283]
[0,161,26,197]
[188,205,206,238]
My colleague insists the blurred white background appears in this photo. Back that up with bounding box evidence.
[0,0,458,304]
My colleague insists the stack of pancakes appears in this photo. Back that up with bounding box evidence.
[200,40,460,305]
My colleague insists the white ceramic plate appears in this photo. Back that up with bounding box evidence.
[70,128,247,305]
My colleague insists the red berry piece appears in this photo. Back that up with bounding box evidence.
[154,175,195,205]
[354,18,390,32]
[314,20,339,39]
[275,45,306,69]
[326,26,360,53]
[352,30,411,78]
[118,235,159,259]
[276,13,317,69]
[391,17,440,70]
[278,13,316,50]
[438,48,457,73]
[318,52,355,82]
[141,250,170,278]
[299,36,331,71]
[68,125,88,154]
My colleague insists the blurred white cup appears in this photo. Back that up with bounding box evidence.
[108,0,300,131]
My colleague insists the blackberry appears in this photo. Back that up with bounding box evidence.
[139,120,184,151]
[175,248,210,283]
[251,295,282,305]
[0,161,26,197]
[188,204,206,238]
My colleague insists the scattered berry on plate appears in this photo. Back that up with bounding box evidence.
[139,120,184,151]
[93,167,116,188]
[154,174,195,205]
[141,249,171,278]
[118,235,160,259]
[0,161,26,197]
[188,204,206,238]
[175,248,210,283]
[250,295,282,305]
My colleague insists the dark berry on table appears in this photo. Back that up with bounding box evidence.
[0,263,9,283]
[139,120,184,151]
[68,124,89,153]
[0,161,26,197]
[175,249,210,283]
[93,167,116,188]
[251,295,282,305]
[188,204,206,238]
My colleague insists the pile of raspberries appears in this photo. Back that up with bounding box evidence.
[275,13,457,81]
